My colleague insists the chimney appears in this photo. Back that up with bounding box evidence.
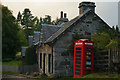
[78,2,96,15]
[64,13,67,18]
[60,11,63,18]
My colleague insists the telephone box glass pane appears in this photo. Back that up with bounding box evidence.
[86,52,91,55]
[75,72,80,75]
[86,65,91,67]
[86,67,91,69]
[75,68,80,71]
[87,48,92,51]
[75,65,80,67]
[86,62,91,65]
[86,55,91,57]
[75,61,81,64]
[76,48,81,50]
[76,54,81,57]
[76,51,81,53]
[86,55,91,59]
[76,58,81,60]
[86,69,91,72]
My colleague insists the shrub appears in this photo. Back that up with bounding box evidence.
[25,46,37,65]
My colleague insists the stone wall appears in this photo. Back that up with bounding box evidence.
[54,31,74,76]
[2,65,38,73]
[69,11,107,36]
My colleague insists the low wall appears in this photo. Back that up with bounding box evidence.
[2,65,19,73]
[19,65,39,73]
[2,64,39,73]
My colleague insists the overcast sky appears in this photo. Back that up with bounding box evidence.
[1,0,120,27]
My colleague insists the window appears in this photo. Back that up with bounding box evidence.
[48,54,51,73]
[40,53,42,68]
[43,54,46,74]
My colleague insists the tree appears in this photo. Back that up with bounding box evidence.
[92,26,120,50]
[17,11,22,24]
[116,25,119,33]
[92,32,111,50]
[52,17,59,25]
[2,5,21,59]
[21,8,34,40]
[31,17,41,32]
[106,37,119,48]
[42,15,52,24]
[18,29,28,47]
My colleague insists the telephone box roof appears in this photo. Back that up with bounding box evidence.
[79,39,89,42]
[75,39,94,43]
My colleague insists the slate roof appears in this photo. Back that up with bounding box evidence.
[44,15,80,43]
[42,25,61,43]
[34,9,111,45]
[44,9,110,43]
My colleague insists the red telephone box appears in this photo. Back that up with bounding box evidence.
[73,39,94,78]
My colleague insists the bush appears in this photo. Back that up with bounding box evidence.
[15,56,22,61]
[25,46,37,65]
[2,58,13,62]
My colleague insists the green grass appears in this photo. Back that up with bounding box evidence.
[51,73,120,80]
[27,73,120,80]
[2,60,22,65]
[82,73,109,78]
[3,52,22,65]
[2,72,120,80]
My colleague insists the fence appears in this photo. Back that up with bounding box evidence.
[2,64,39,73]
[94,50,109,72]
[94,48,120,73]
[108,48,120,74]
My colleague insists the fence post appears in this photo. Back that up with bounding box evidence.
[108,48,111,74]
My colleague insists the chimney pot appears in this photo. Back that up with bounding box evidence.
[64,13,67,18]
[61,11,63,18]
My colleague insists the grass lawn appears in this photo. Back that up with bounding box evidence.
[52,73,120,80]
[3,52,22,65]
[2,60,22,65]
[27,73,119,80]
[2,72,120,80]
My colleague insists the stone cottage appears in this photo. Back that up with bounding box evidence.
[33,1,111,76]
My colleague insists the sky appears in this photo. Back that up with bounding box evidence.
[1,0,120,27]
